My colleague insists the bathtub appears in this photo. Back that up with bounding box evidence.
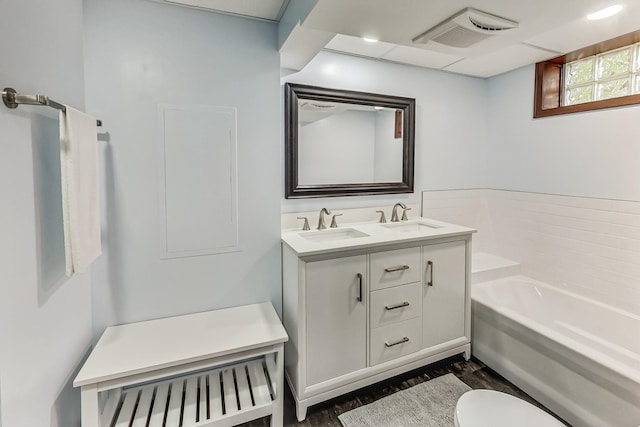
[471,275,640,427]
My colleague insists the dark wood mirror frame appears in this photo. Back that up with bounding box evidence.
[284,83,415,199]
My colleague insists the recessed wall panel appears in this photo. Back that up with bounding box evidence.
[159,105,239,258]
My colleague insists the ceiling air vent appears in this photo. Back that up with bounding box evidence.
[412,8,518,48]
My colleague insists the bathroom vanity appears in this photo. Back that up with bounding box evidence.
[281,217,474,421]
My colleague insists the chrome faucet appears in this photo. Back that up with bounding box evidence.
[390,202,407,222]
[317,208,332,230]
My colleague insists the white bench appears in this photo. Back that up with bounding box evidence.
[74,302,288,427]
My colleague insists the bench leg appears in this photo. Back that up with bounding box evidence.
[81,384,100,427]
[270,344,284,427]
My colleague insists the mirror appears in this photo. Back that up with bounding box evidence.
[285,83,415,198]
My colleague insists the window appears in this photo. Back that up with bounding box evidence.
[564,43,640,105]
[534,30,640,117]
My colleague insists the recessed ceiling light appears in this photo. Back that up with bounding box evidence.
[323,64,339,75]
[362,37,379,43]
[587,4,623,20]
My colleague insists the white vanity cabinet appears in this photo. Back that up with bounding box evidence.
[282,231,472,422]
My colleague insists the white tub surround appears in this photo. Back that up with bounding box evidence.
[282,215,474,420]
[471,252,520,284]
[422,189,640,315]
[472,276,640,427]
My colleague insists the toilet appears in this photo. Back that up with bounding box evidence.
[454,389,566,427]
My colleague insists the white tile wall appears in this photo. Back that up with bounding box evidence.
[422,189,640,315]
[421,189,496,254]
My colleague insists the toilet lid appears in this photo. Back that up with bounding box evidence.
[455,390,565,427]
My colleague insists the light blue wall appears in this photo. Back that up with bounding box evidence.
[83,0,282,333]
[0,0,93,425]
[486,64,640,201]
[282,51,489,213]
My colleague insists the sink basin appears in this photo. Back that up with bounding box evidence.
[381,221,442,233]
[300,228,369,242]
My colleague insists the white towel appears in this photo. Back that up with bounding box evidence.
[59,106,102,276]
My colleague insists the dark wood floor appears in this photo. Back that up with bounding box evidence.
[240,355,569,426]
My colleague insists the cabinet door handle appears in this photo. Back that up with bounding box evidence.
[385,337,409,347]
[356,273,363,302]
[384,265,410,273]
[385,301,410,310]
[426,260,434,286]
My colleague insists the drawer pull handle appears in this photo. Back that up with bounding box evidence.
[427,260,434,286]
[357,273,363,302]
[385,301,410,310]
[384,265,410,273]
[385,337,409,347]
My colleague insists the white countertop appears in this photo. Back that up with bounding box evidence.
[281,217,476,257]
[74,302,288,387]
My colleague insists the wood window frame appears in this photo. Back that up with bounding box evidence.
[534,30,640,118]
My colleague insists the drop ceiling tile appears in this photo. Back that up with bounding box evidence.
[443,43,559,77]
[524,6,640,55]
[381,45,462,69]
[324,34,396,58]
[165,0,286,21]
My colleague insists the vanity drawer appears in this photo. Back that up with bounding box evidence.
[370,282,422,329]
[370,247,421,291]
[370,317,421,366]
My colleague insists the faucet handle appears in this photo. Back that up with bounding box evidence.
[330,213,343,228]
[376,210,387,223]
[401,207,411,221]
[297,216,310,231]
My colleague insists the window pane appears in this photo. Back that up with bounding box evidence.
[596,77,631,100]
[565,84,594,105]
[565,58,594,86]
[597,47,631,80]
[635,44,640,72]
[633,74,640,94]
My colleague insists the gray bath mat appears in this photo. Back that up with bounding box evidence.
[338,373,471,427]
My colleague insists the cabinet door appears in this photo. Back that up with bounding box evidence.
[305,255,367,386]
[422,240,466,349]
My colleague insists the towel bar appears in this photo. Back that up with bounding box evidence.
[2,87,102,126]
